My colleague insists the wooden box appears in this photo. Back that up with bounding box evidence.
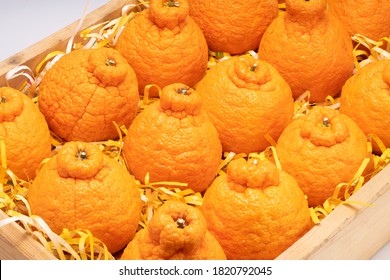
[0,0,389,260]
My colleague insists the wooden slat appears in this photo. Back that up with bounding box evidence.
[0,0,141,89]
[0,211,57,260]
[277,164,390,260]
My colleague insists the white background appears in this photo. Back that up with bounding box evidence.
[0,0,388,260]
[0,0,110,61]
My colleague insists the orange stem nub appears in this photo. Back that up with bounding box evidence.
[227,158,280,190]
[228,57,271,90]
[149,0,189,29]
[0,87,24,122]
[176,218,187,228]
[300,107,350,147]
[285,0,327,24]
[322,117,329,127]
[164,0,180,7]
[105,58,117,66]
[57,142,104,179]
[159,83,202,118]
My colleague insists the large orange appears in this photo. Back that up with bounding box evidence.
[27,142,142,253]
[195,55,294,154]
[0,87,52,181]
[115,0,208,96]
[188,0,278,54]
[120,200,226,260]
[122,83,222,193]
[258,0,354,102]
[340,59,390,153]
[200,157,312,260]
[276,106,371,207]
[38,47,139,142]
[328,0,390,41]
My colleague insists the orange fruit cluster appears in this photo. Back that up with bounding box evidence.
[2,0,388,260]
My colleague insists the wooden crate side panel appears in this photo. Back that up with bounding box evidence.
[311,187,390,259]
[277,165,390,260]
[0,211,57,260]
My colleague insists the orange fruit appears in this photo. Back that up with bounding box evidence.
[188,0,278,54]
[339,59,390,153]
[38,47,139,142]
[200,157,312,260]
[276,106,371,207]
[115,0,208,96]
[27,141,142,253]
[328,0,390,41]
[122,83,222,193]
[258,0,354,102]
[0,87,52,181]
[120,200,226,260]
[195,55,294,154]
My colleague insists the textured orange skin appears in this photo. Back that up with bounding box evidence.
[27,142,142,254]
[258,0,354,102]
[0,87,51,181]
[188,0,278,54]
[201,158,312,260]
[120,200,226,260]
[276,106,370,207]
[340,60,390,153]
[328,0,390,41]
[39,47,139,142]
[195,56,294,154]
[123,83,222,193]
[115,0,208,96]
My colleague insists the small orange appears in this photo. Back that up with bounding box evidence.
[27,141,142,253]
[340,59,390,153]
[120,200,226,260]
[328,0,390,41]
[258,0,354,102]
[188,0,278,54]
[200,157,312,260]
[115,0,208,96]
[122,83,222,193]
[0,87,52,181]
[195,55,294,154]
[276,106,371,207]
[38,47,139,142]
